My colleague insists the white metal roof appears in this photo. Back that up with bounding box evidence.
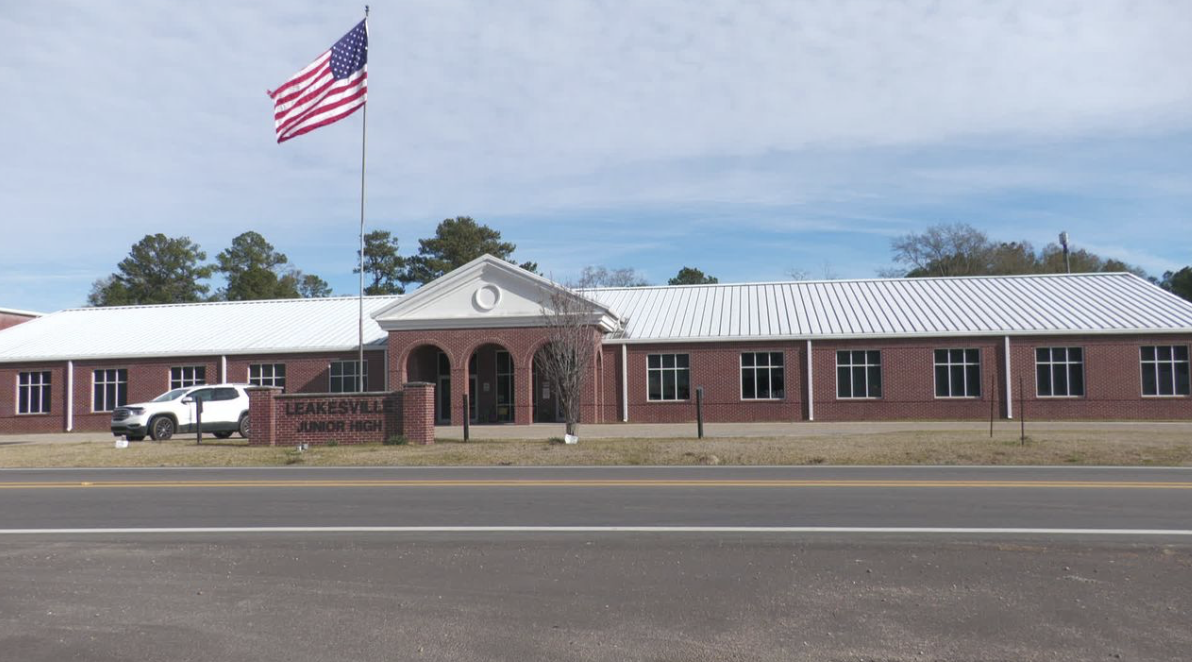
[0,295,401,362]
[585,272,1192,343]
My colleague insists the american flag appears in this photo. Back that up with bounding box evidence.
[268,20,368,144]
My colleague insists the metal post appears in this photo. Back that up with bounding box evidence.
[195,398,203,446]
[696,386,705,439]
[989,374,996,438]
[462,393,470,442]
[356,6,370,394]
[1019,376,1026,444]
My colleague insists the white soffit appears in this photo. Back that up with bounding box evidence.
[588,272,1192,342]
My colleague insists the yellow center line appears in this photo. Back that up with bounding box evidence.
[1,480,1191,490]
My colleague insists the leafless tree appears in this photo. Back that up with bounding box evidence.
[577,265,649,288]
[890,223,992,277]
[536,283,603,439]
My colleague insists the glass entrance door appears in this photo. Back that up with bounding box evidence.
[495,350,514,423]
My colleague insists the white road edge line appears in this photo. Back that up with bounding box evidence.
[1,526,1192,536]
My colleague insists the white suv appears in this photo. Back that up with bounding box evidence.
[111,384,252,441]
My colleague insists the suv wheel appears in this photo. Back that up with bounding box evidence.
[238,414,251,439]
[149,416,175,441]
[213,431,233,439]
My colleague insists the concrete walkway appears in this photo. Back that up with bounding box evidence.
[435,420,1192,440]
[7,420,1189,446]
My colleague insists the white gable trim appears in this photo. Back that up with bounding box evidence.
[372,254,622,332]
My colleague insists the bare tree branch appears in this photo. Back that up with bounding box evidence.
[535,283,603,439]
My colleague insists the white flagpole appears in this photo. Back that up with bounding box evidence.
[357,5,369,393]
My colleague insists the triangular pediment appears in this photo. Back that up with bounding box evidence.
[371,255,621,331]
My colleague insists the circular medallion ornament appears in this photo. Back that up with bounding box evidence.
[473,284,501,312]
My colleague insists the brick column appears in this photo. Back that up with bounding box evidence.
[246,386,281,447]
[515,363,533,425]
[402,382,435,445]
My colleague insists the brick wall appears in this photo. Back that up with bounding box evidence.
[0,362,67,434]
[615,341,806,423]
[1009,335,1192,421]
[0,350,386,435]
[2,333,1189,435]
[246,382,435,446]
[811,337,1003,422]
[387,326,603,426]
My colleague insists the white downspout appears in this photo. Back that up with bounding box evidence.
[220,355,228,383]
[1004,335,1013,419]
[621,344,629,422]
[806,340,814,421]
[66,360,74,432]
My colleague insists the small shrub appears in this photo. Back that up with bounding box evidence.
[384,434,409,446]
[282,448,304,465]
[326,439,339,447]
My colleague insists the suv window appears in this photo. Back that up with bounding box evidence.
[189,388,216,402]
[213,388,239,401]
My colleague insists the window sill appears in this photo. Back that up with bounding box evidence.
[1036,395,1085,400]
[741,398,786,402]
[1141,394,1190,399]
[15,412,51,416]
[646,399,691,404]
[836,397,882,401]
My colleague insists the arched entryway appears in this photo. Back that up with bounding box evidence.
[467,343,516,424]
[532,343,565,423]
[406,344,452,425]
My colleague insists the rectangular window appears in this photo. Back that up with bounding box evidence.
[330,360,367,393]
[92,368,128,412]
[249,363,286,390]
[837,350,882,399]
[741,351,785,400]
[1035,347,1085,397]
[647,353,690,401]
[934,349,981,398]
[170,366,206,390]
[1141,346,1190,396]
[17,371,52,414]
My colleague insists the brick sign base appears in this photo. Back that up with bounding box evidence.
[248,382,435,446]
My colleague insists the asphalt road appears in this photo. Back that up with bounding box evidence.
[2,466,1191,661]
[0,465,1191,532]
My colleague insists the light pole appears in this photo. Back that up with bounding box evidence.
[1059,231,1071,274]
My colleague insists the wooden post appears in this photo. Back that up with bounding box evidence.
[696,387,705,439]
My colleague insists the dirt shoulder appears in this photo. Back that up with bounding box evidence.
[1,425,1190,468]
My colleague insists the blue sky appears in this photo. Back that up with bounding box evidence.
[2,0,1190,312]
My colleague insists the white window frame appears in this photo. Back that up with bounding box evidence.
[170,366,206,390]
[740,351,785,401]
[647,353,691,402]
[836,350,882,400]
[249,363,287,390]
[933,348,981,399]
[17,371,52,415]
[91,368,128,413]
[329,360,368,393]
[1140,345,1190,398]
[1035,347,1085,398]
